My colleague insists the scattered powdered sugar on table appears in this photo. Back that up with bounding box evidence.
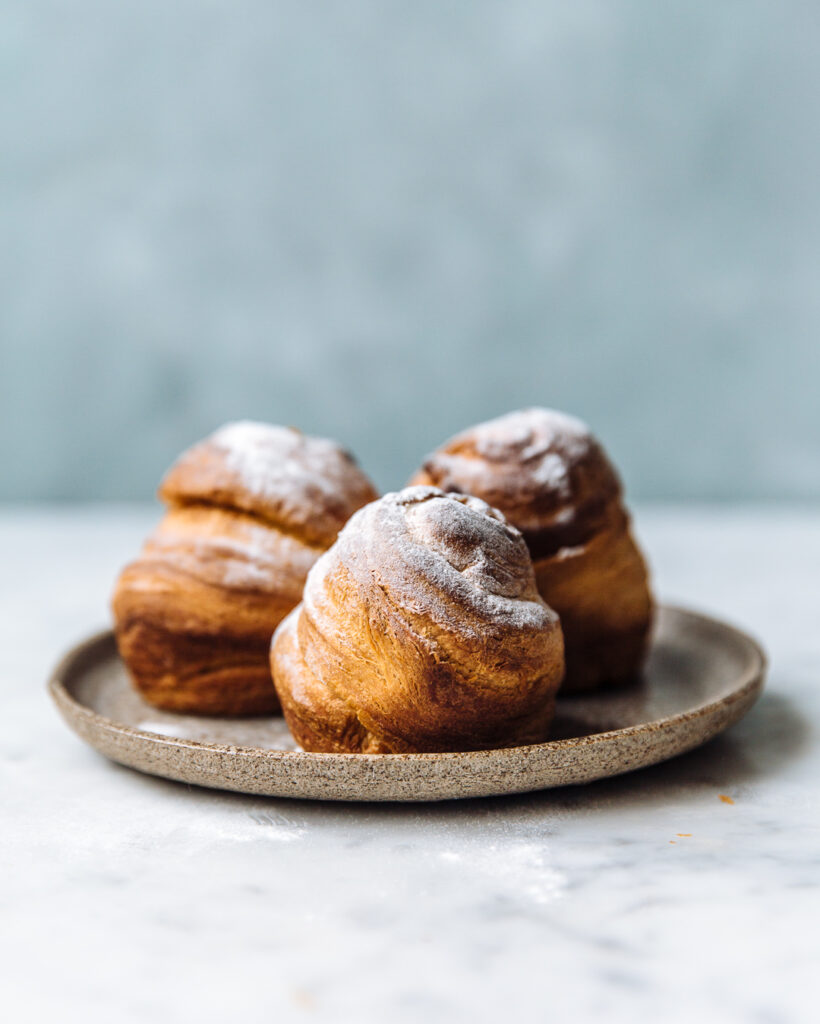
[438,841,567,907]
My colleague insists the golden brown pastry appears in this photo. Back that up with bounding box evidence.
[112,421,378,716]
[410,408,653,691]
[271,486,564,753]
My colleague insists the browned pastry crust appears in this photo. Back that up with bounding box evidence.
[410,409,653,691]
[270,486,565,753]
[112,422,378,715]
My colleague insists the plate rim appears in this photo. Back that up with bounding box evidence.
[48,603,767,766]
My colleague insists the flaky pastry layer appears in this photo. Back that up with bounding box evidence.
[271,487,565,752]
[112,423,378,716]
[410,409,653,691]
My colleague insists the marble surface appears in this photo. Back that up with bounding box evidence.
[1,505,818,1022]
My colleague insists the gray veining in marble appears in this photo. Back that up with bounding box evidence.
[1,505,818,1022]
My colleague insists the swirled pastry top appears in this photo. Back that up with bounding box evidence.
[282,486,563,752]
[411,408,622,559]
[159,421,378,548]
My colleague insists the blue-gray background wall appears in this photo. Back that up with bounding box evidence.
[2,1,818,501]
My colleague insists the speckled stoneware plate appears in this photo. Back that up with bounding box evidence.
[49,605,766,802]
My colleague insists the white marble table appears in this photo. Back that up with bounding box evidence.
[1,506,818,1023]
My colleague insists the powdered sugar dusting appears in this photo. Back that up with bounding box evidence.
[147,511,318,592]
[305,487,556,640]
[437,841,566,906]
[212,421,351,504]
[528,450,570,489]
[290,485,564,752]
[417,408,595,512]
[469,409,589,483]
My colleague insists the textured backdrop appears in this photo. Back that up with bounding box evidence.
[2,1,818,500]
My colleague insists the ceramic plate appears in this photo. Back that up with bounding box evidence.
[48,605,766,802]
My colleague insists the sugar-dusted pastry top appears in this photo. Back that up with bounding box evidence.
[160,421,378,549]
[310,485,553,638]
[112,422,378,716]
[409,409,653,691]
[410,408,622,559]
[271,486,565,753]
